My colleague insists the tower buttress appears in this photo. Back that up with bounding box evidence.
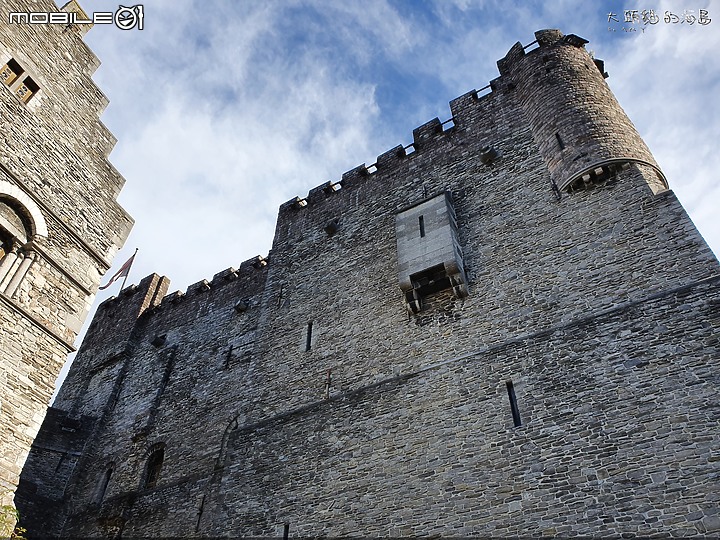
[498,29,667,193]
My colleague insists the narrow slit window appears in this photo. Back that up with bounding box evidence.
[305,321,313,352]
[95,465,113,504]
[555,132,565,150]
[195,494,206,532]
[506,380,521,427]
[419,215,425,238]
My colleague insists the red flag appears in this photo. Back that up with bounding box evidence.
[99,250,136,290]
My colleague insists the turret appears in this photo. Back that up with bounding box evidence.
[498,29,667,193]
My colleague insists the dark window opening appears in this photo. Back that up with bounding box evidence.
[324,218,339,236]
[419,215,425,238]
[283,523,290,540]
[409,264,451,297]
[16,75,38,103]
[0,230,11,260]
[506,381,522,427]
[555,132,565,150]
[144,447,164,489]
[0,58,23,86]
[195,494,206,533]
[305,321,313,352]
[95,465,113,504]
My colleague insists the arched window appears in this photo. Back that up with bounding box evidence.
[143,444,165,489]
[216,417,240,469]
[0,185,47,297]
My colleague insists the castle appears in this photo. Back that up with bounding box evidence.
[16,26,720,538]
[0,0,132,532]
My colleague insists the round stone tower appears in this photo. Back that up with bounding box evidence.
[497,29,667,193]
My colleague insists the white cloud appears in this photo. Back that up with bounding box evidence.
[78,1,390,291]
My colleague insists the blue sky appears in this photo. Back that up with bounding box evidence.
[49,0,719,391]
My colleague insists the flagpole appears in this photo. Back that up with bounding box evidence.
[120,248,138,291]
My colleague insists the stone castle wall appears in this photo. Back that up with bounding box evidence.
[16,30,720,537]
[0,0,132,525]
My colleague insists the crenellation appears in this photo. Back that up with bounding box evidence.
[412,117,443,149]
[76,78,111,117]
[240,254,268,270]
[535,28,564,46]
[306,181,338,204]
[497,41,526,75]
[137,259,269,319]
[163,291,185,306]
[211,267,238,284]
[488,76,503,93]
[94,121,118,158]
[276,101,497,225]
[186,279,211,295]
[103,160,127,199]
[376,144,407,169]
[281,195,307,212]
[448,90,481,124]
[339,163,370,188]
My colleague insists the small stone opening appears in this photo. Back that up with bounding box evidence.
[144,446,164,489]
[0,58,23,86]
[506,380,521,427]
[305,321,313,352]
[324,219,339,237]
[16,76,39,103]
[95,464,113,504]
[409,264,451,298]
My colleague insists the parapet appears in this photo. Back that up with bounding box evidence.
[156,255,268,310]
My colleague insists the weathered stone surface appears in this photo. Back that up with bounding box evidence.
[16,29,720,538]
[0,0,132,525]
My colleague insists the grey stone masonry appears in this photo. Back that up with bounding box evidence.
[17,29,720,538]
[0,0,133,530]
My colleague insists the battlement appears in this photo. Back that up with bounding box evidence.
[275,113,464,223]
[273,32,590,227]
[96,256,268,321]
[497,29,574,75]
